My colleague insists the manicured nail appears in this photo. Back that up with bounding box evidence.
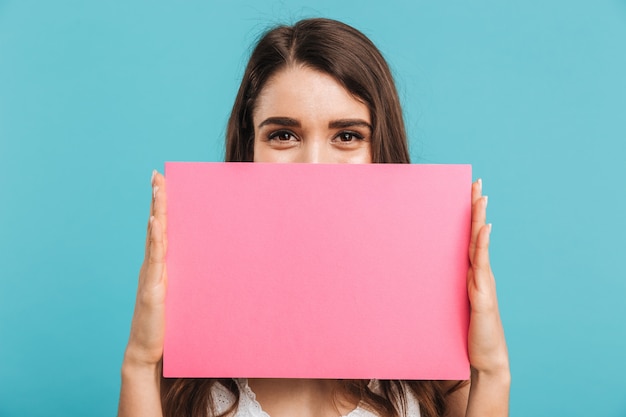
[488,223,492,233]
[153,185,159,199]
[150,215,155,224]
[484,195,488,208]
[478,178,482,192]
[151,169,156,185]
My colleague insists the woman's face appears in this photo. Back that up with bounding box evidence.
[253,66,372,164]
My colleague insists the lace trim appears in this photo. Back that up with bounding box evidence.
[236,379,377,417]
[237,379,272,417]
[211,381,237,415]
[211,379,420,417]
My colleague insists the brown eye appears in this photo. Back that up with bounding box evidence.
[268,131,297,141]
[335,131,364,142]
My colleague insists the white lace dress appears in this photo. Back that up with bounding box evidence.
[209,379,421,417]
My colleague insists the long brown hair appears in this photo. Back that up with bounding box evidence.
[162,18,465,417]
[225,18,410,164]
[161,378,463,417]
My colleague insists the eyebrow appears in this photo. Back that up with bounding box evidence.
[258,117,372,131]
[258,117,301,129]
[328,119,372,131]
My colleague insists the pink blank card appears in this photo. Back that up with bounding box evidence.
[163,162,471,379]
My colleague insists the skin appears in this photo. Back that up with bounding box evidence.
[118,65,510,417]
[253,66,373,164]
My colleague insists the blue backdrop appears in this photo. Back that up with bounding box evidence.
[1,1,625,416]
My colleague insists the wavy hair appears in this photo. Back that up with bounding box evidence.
[161,18,465,417]
[161,378,464,417]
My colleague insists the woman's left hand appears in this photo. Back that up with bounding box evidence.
[444,179,510,417]
[466,179,510,378]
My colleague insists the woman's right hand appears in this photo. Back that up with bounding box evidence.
[124,170,168,368]
[118,170,168,417]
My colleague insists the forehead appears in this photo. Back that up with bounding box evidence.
[253,65,370,124]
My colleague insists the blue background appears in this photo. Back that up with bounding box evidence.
[1,1,625,416]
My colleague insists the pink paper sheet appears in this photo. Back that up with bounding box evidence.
[163,162,471,379]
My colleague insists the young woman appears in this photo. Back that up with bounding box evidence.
[118,18,510,417]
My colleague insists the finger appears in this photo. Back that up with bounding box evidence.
[152,172,168,252]
[473,223,491,270]
[145,215,166,287]
[471,223,493,295]
[472,178,482,205]
[146,169,157,229]
[469,194,488,263]
[143,170,158,258]
[144,170,159,258]
[469,180,482,261]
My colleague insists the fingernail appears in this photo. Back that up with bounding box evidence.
[150,215,155,224]
[153,185,159,199]
[484,195,488,208]
[488,223,492,233]
[151,169,157,185]
[478,178,482,192]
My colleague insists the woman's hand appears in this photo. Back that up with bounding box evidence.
[466,179,509,376]
[118,170,168,417]
[448,179,510,417]
[125,170,168,367]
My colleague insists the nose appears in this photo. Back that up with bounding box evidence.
[299,137,333,163]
